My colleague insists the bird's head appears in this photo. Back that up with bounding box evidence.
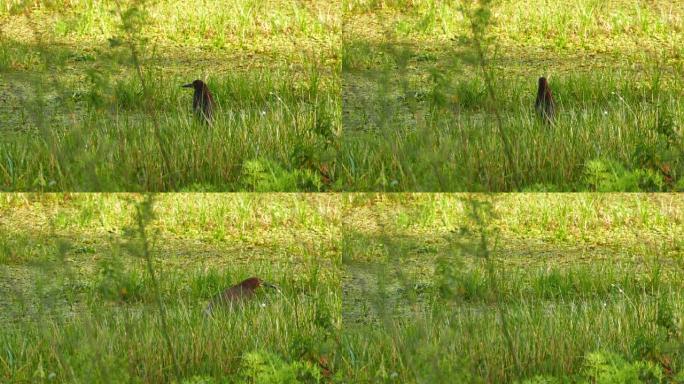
[182,79,206,91]
[538,77,548,87]
[240,277,281,292]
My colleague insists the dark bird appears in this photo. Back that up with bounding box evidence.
[182,79,214,124]
[535,76,556,123]
[204,277,280,316]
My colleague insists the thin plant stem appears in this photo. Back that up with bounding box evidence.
[469,198,522,379]
[459,1,520,190]
[135,195,181,380]
[113,0,176,190]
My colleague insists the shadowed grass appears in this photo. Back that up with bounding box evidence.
[0,0,341,191]
[341,194,684,382]
[1,69,340,191]
[0,193,341,383]
[341,0,684,191]
[2,193,683,381]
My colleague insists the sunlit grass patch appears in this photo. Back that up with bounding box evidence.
[0,0,341,191]
[341,193,684,382]
[341,0,684,191]
[0,193,341,382]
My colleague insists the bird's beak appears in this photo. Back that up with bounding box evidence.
[182,83,193,88]
[262,282,282,293]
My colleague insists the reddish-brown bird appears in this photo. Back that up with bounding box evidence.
[182,79,214,124]
[204,277,280,315]
[535,77,555,124]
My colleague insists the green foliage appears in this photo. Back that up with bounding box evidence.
[3,195,684,382]
[519,376,564,384]
[0,0,339,192]
[583,351,664,384]
[0,194,339,382]
[342,194,684,382]
[238,351,322,384]
[435,258,489,302]
[179,376,225,384]
[520,350,670,383]
[655,296,679,339]
[341,0,684,191]
[241,158,323,192]
[94,252,145,302]
[583,159,665,192]
[453,78,487,110]
[521,183,561,192]
[113,76,144,110]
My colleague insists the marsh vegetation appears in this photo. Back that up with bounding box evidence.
[0,194,341,382]
[342,194,684,382]
[0,0,340,191]
[341,0,684,191]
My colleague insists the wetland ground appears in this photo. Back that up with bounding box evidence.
[2,193,683,382]
[341,0,684,191]
[0,0,340,191]
[341,193,684,382]
[0,193,341,383]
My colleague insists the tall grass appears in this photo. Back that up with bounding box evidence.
[2,0,682,191]
[0,0,341,191]
[341,0,684,191]
[0,194,341,383]
[2,193,683,381]
[341,193,684,382]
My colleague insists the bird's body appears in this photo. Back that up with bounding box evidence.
[182,80,214,124]
[204,277,279,316]
[535,77,555,124]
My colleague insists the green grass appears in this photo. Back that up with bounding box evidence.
[0,194,341,383]
[0,0,341,191]
[341,0,684,191]
[2,193,683,382]
[2,1,683,191]
[341,194,684,382]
